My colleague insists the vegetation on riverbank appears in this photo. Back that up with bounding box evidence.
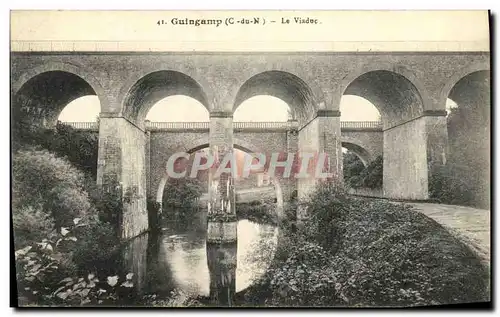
[343,152,383,189]
[235,200,278,225]
[241,181,490,307]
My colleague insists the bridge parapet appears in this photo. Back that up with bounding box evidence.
[62,120,382,132]
[341,121,382,131]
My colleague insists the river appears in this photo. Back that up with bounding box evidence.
[121,209,279,304]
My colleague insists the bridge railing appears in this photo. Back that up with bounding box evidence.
[61,121,382,131]
[341,121,382,130]
[146,121,210,130]
[233,122,295,130]
[61,122,99,130]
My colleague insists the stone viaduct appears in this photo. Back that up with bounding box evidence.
[11,49,490,239]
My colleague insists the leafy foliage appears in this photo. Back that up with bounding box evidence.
[343,152,383,189]
[244,181,489,307]
[13,122,99,177]
[329,200,489,306]
[236,200,278,225]
[12,149,93,229]
[15,221,135,307]
[12,206,55,249]
[343,151,365,187]
[162,178,204,209]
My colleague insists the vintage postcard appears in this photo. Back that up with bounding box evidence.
[10,10,491,308]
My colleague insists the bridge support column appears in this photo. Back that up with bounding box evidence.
[207,111,237,306]
[284,119,299,203]
[383,111,448,200]
[96,113,148,239]
[297,110,342,216]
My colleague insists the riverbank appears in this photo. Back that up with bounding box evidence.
[237,184,490,307]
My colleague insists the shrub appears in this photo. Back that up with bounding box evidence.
[71,221,120,276]
[343,151,365,187]
[12,122,99,177]
[14,220,135,307]
[246,181,489,307]
[12,149,123,279]
[12,206,55,249]
[236,200,278,225]
[87,179,123,233]
[162,178,203,209]
[298,182,353,253]
[245,240,337,307]
[343,153,383,189]
[329,200,489,306]
[12,149,92,229]
[357,156,383,189]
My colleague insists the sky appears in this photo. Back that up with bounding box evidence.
[58,94,458,123]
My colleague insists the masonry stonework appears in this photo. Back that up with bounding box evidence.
[11,51,489,239]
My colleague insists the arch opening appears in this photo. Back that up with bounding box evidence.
[123,71,210,125]
[58,96,101,123]
[234,95,291,122]
[13,71,98,128]
[340,95,381,122]
[233,71,316,125]
[146,95,209,122]
[155,145,284,218]
[342,142,371,167]
[343,70,424,128]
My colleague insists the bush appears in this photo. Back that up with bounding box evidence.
[343,153,383,189]
[244,239,336,307]
[12,149,92,229]
[12,149,123,280]
[71,221,120,276]
[13,123,99,177]
[357,156,383,189]
[343,151,365,186]
[245,181,489,307]
[14,220,135,307]
[162,178,203,209]
[236,200,278,225]
[12,206,55,249]
[299,182,353,253]
[329,200,489,306]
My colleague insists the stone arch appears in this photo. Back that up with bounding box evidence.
[121,70,211,127]
[233,70,318,126]
[341,141,372,167]
[12,62,109,112]
[340,64,427,128]
[12,68,106,128]
[155,138,284,216]
[438,62,490,108]
[341,65,430,200]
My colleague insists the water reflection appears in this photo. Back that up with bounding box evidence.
[123,209,279,301]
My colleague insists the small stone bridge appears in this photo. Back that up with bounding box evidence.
[67,120,383,200]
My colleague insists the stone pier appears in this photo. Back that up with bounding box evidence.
[206,111,237,305]
[96,113,148,239]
